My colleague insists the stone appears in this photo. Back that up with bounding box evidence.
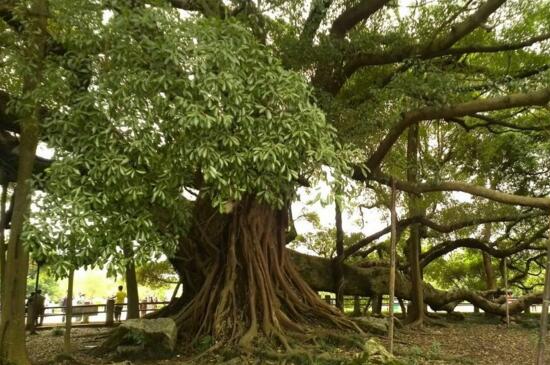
[97,318,177,359]
[353,316,389,335]
[355,338,403,365]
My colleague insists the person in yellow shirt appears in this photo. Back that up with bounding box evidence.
[114,285,126,322]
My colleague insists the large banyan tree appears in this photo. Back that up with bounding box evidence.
[18,5,359,349]
[1,0,550,362]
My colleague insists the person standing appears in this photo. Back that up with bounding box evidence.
[35,290,46,326]
[114,285,126,322]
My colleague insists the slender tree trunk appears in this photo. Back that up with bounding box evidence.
[482,251,497,290]
[64,269,74,353]
[123,245,140,319]
[0,183,9,313]
[334,202,345,310]
[535,224,550,365]
[0,3,47,363]
[481,192,496,290]
[371,295,383,315]
[503,258,510,327]
[406,124,424,325]
[388,179,397,353]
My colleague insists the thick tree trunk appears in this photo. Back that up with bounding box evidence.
[169,196,356,349]
[406,124,424,324]
[64,269,74,353]
[0,2,47,364]
[123,245,140,319]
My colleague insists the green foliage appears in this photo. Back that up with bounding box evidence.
[15,5,346,276]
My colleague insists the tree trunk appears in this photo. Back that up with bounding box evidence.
[406,124,424,325]
[388,179,397,353]
[64,269,74,353]
[0,4,47,364]
[481,222,497,290]
[123,245,140,319]
[371,295,383,315]
[536,228,550,365]
[334,201,345,311]
[0,183,9,313]
[168,196,356,349]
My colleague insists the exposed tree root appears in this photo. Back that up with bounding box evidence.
[154,197,363,356]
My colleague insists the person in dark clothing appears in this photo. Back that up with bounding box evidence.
[35,290,46,326]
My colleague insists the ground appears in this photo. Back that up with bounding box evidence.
[26,314,549,365]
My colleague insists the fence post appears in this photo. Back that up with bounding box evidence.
[324,295,332,305]
[106,299,115,326]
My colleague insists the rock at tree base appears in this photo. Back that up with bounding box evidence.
[96,318,177,359]
[353,316,389,335]
[355,339,403,365]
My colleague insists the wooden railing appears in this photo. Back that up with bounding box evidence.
[24,300,170,327]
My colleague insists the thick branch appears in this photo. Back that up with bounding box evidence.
[344,31,549,78]
[370,172,550,209]
[299,0,334,45]
[426,0,506,51]
[330,0,390,38]
[357,88,550,172]
[291,249,542,315]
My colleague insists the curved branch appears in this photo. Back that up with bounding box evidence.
[370,172,550,209]
[330,0,390,38]
[426,0,506,52]
[344,31,549,79]
[291,249,542,315]
[355,88,550,173]
[420,227,546,268]
[343,211,542,260]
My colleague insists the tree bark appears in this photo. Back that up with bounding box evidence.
[0,2,47,364]
[0,183,9,312]
[388,179,397,353]
[481,223,497,290]
[123,245,140,319]
[334,202,345,310]
[406,124,425,325]
[535,224,550,365]
[290,250,543,316]
[371,295,383,315]
[166,195,357,349]
[64,269,74,353]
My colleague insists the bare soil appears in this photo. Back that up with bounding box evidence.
[26,314,549,364]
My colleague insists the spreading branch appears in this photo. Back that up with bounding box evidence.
[355,88,550,173]
[330,0,390,38]
[343,211,543,259]
[369,172,550,209]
